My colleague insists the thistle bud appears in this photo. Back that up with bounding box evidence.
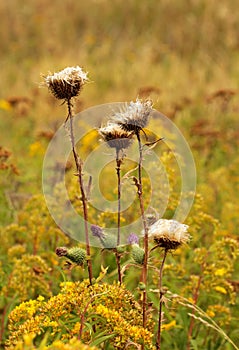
[56,246,86,265]
[131,244,145,265]
[66,247,86,265]
[101,234,118,250]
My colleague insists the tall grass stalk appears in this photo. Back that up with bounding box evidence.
[172,293,239,350]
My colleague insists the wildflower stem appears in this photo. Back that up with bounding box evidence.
[186,272,202,349]
[116,149,121,246]
[115,148,122,284]
[66,98,93,285]
[156,248,168,350]
[135,130,149,329]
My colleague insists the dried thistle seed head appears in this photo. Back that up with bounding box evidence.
[99,123,133,150]
[148,219,190,250]
[112,98,153,133]
[43,66,88,100]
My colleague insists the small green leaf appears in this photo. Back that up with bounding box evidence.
[91,332,116,346]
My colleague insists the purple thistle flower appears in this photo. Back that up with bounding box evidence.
[127,233,139,245]
[91,225,105,240]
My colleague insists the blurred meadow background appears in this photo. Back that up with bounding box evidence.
[0,0,239,349]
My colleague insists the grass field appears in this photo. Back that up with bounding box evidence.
[0,0,239,349]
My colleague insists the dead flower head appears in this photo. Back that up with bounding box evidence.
[112,99,153,134]
[43,66,88,100]
[99,123,133,151]
[148,219,190,250]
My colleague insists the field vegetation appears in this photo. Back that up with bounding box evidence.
[0,0,239,349]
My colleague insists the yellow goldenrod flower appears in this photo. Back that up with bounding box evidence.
[215,267,227,276]
[29,141,45,157]
[214,286,227,294]
[0,99,12,111]
[162,320,177,331]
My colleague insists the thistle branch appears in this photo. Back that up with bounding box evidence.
[115,148,122,284]
[156,249,168,350]
[66,98,93,285]
[135,130,149,330]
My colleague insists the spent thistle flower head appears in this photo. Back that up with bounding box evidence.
[112,98,153,134]
[148,219,190,250]
[55,246,68,257]
[43,66,88,100]
[99,123,133,151]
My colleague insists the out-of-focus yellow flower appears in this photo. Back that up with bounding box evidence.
[162,320,176,331]
[215,267,227,276]
[0,99,11,111]
[206,309,215,318]
[214,286,227,294]
[29,141,45,157]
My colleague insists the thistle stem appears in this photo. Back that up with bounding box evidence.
[116,149,121,246]
[66,98,93,285]
[115,148,122,284]
[156,249,168,350]
[136,130,149,329]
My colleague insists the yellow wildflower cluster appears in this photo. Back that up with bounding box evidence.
[2,255,52,301]
[0,195,69,257]
[206,305,231,326]
[191,237,239,305]
[7,281,155,348]
[95,304,154,348]
[7,333,97,350]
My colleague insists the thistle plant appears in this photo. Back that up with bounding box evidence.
[112,99,153,328]
[98,122,133,283]
[148,219,190,349]
[128,233,145,265]
[43,66,93,284]
[56,246,86,266]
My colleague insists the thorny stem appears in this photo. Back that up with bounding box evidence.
[116,149,121,246]
[66,99,93,285]
[135,130,149,330]
[115,148,122,284]
[156,249,168,350]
